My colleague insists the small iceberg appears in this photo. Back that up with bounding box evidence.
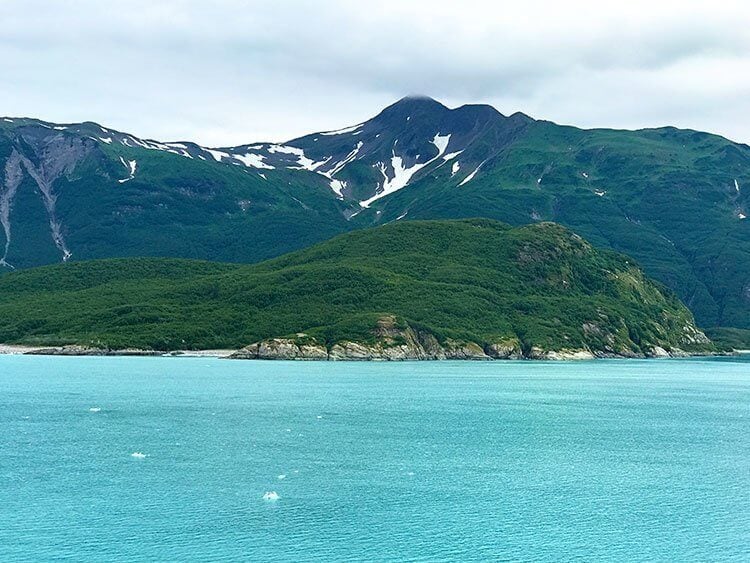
[130,452,147,459]
[262,491,280,501]
[89,407,101,413]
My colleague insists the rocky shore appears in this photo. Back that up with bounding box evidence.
[0,344,234,358]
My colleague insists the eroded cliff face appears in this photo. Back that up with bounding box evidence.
[228,313,713,362]
[0,128,94,268]
[0,151,23,268]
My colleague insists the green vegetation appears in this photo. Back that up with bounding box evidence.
[0,219,712,355]
[704,327,750,351]
[358,122,750,331]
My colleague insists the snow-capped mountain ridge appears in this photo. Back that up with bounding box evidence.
[1,96,530,210]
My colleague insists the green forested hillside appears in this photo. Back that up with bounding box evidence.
[2,99,748,336]
[0,219,712,356]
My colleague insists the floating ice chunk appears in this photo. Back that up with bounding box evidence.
[316,415,323,419]
[89,407,101,413]
[131,452,147,459]
[262,491,280,501]
[278,474,286,480]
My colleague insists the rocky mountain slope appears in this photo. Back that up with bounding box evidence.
[1,97,748,331]
[0,219,713,358]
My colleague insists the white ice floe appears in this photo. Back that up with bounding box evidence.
[131,452,147,459]
[360,133,451,208]
[234,153,275,169]
[459,159,487,186]
[262,491,280,501]
[89,407,101,413]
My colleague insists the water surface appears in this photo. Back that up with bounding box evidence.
[1,356,749,561]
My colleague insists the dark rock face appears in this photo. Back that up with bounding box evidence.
[0,127,96,267]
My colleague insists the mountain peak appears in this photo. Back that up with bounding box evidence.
[376,96,449,121]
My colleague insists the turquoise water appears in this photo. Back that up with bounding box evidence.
[1,356,749,561]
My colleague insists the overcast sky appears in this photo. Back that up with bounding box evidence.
[1,0,750,146]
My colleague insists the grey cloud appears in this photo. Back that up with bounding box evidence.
[0,0,749,145]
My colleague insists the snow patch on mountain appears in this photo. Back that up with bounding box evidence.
[459,160,487,186]
[328,142,363,177]
[234,153,275,169]
[360,134,451,208]
[118,157,137,183]
[206,149,230,162]
[319,123,363,136]
[451,162,460,176]
[330,179,347,198]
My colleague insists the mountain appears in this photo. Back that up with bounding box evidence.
[1,97,749,332]
[0,219,712,358]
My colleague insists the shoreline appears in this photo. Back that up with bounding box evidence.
[0,343,735,361]
[0,345,235,358]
